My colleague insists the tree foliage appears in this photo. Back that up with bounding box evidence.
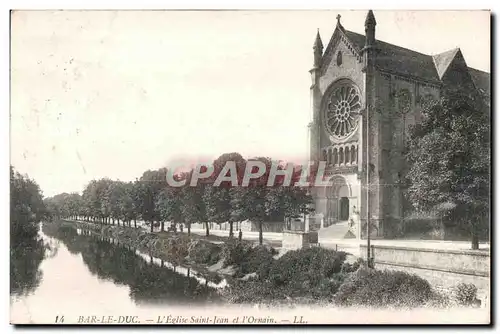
[405,87,490,249]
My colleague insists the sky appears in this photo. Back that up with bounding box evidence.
[10,10,490,197]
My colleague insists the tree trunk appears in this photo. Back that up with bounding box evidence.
[187,222,191,237]
[259,220,263,245]
[229,220,234,238]
[471,233,479,250]
[150,221,154,233]
[134,219,137,228]
[205,222,210,237]
[161,221,165,232]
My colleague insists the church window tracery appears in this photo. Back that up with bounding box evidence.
[324,82,361,140]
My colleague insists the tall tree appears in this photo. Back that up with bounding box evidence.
[10,166,47,296]
[204,153,247,237]
[406,87,490,249]
[137,169,166,232]
[180,171,206,237]
[156,181,183,233]
[10,166,47,243]
[231,157,272,245]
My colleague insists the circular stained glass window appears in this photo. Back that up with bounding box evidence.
[324,84,361,139]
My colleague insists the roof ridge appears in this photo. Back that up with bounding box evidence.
[468,66,490,75]
[344,29,434,57]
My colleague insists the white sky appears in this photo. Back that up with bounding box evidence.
[10,10,490,197]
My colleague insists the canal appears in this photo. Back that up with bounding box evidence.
[10,223,226,324]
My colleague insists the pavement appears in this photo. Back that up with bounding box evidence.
[189,228,282,241]
[191,228,489,256]
[73,220,489,256]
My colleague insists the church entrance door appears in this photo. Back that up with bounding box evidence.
[339,197,349,221]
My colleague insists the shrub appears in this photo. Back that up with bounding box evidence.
[220,241,276,278]
[334,268,433,308]
[263,248,348,301]
[220,240,253,267]
[266,248,347,287]
[340,257,365,273]
[156,236,189,260]
[221,247,351,304]
[187,240,221,265]
[239,245,275,278]
[454,283,478,306]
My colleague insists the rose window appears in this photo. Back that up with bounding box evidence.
[324,84,361,139]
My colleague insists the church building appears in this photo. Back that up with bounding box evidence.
[308,10,490,239]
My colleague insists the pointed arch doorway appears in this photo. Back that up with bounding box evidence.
[324,175,352,227]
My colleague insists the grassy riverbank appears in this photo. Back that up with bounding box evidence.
[46,220,480,309]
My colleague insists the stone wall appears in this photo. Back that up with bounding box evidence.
[359,244,490,305]
[282,231,310,250]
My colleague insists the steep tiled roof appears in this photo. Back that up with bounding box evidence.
[343,30,440,82]
[468,67,491,96]
[334,29,490,94]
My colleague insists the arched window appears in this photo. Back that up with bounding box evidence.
[336,51,343,66]
[339,148,344,165]
[345,147,350,164]
[322,149,327,162]
[351,145,356,164]
[333,148,338,165]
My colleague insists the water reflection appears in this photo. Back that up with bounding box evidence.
[41,223,221,305]
[10,223,48,298]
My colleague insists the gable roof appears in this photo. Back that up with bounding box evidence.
[468,67,491,96]
[343,30,440,83]
[337,30,490,92]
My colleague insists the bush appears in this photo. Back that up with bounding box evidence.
[266,248,347,287]
[220,240,253,267]
[248,248,348,302]
[221,248,351,304]
[187,240,221,265]
[454,283,478,306]
[334,268,433,308]
[340,257,365,273]
[220,241,276,278]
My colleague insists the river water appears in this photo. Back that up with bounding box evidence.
[10,223,228,324]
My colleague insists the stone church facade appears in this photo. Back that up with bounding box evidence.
[308,11,490,238]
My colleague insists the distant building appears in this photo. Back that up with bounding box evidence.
[308,10,490,238]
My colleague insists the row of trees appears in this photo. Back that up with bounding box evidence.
[44,153,314,245]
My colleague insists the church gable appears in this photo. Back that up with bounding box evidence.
[320,25,363,77]
[318,26,365,96]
